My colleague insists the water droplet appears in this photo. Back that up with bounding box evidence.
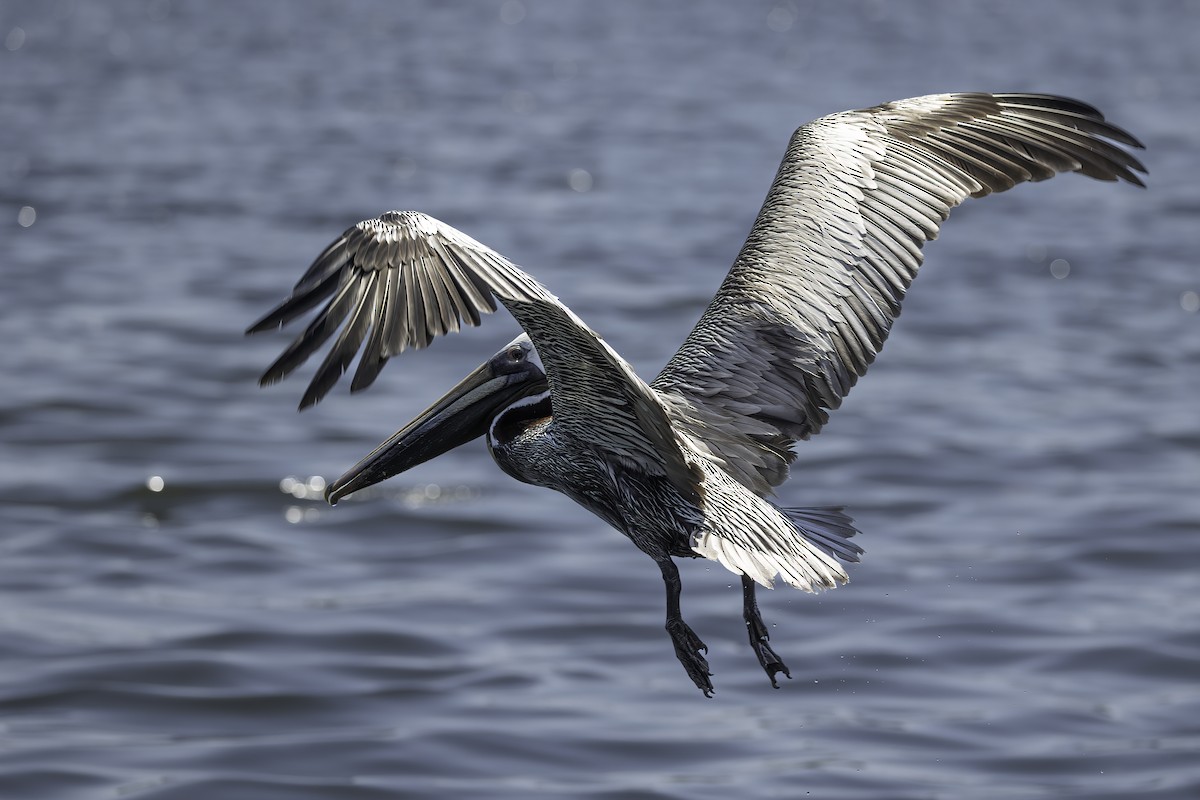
[568,168,593,193]
[1181,290,1199,313]
[146,475,165,492]
[285,506,304,524]
[1049,258,1070,279]
[5,26,25,52]
[17,206,36,227]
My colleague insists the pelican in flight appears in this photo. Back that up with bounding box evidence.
[248,93,1144,695]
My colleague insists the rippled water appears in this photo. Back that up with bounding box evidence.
[3,2,1199,798]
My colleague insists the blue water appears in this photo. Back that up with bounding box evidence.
[3,1,1198,798]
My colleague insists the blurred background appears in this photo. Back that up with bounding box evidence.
[2,1,1198,798]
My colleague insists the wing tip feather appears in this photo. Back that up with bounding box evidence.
[249,211,545,408]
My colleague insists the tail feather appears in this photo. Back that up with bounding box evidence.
[779,506,864,563]
[688,461,863,591]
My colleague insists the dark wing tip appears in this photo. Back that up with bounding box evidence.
[995,92,1148,153]
[297,388,320,412]
[245,313,279,336]
[925,92,1149,194]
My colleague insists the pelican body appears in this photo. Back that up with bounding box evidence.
[248,93,1144,695]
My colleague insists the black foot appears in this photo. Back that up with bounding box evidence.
[666,617,713,696]
[746,614,791,688]
[743,575,791,688]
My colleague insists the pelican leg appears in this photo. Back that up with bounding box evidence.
[657,558,713,696]
[742,575,791,688]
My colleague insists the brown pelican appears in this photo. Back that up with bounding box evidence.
[247,93,1144,695]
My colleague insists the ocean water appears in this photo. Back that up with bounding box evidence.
[2,1,1198,798]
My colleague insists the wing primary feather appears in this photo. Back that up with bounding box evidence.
[409,252,435,348]
[884,138,984,198]
[351,265,394,393]
[429,239,496,326]
[970,118,1104,177]
[257,275,361,387]
[245,268,343,334]
[924,127,1033,188]
[427,258,465,336]
[292,237,352,293]
[995,96,1145,148]
[384,238,413,354]
[994,92,1103,117]
[299,271,376,410]
[987,115,1147,185]
[952,122,1072,179]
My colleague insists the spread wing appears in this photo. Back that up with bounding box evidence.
[651,93,1145,495]
[247,211,701,500]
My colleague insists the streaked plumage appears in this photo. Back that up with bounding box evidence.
[248,93,1144,695]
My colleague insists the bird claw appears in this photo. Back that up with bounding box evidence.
[746,616,791,688]
[749,636,792,688]
[666,617,713,696]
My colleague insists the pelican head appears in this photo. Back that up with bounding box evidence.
[324,334,546,505]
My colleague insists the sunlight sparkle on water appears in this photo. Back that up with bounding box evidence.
[568,168,593,192]
[279,475,328,499]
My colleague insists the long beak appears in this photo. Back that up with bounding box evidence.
[324,360,541,505]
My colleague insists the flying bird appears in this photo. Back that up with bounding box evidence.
[247,93,1144,695]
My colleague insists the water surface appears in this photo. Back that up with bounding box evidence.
[2,2,1198,798]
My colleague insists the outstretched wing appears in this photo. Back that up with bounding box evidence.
[247,211,701,500]
[651,93,1145,495]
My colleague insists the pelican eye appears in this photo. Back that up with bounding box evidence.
[507,346,524,362]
